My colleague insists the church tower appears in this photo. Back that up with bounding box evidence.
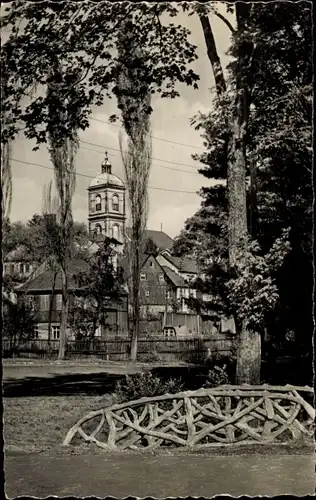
[88,152,126,250]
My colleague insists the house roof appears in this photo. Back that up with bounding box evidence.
[126,228,174,251]
[5,244,31,262]
[119,253,148,282]
[161,252,198,274]
[20,259,89,292]
[162,266,188,288]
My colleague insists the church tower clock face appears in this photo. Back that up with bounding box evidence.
[87,152,126,251]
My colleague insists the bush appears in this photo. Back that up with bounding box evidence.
[115,371,185,403]
[138,350,162,363]
[203,365,230,388]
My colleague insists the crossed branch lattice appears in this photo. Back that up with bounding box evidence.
[63,384,315,450]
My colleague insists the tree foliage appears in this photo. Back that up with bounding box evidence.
[2,214,90,263]
[175,2,312,355]
[68,238,125,340]
[1,1,199,148]
[3,293,39,343]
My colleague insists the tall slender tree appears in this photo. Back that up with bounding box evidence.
[117,23,152,361]
[46,63,79,360]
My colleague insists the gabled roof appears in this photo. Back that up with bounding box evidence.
[20,259,89,293]
[161,252,198,274]
[119,253,150,282]
[162,266,188,288]
[126,228,174,251]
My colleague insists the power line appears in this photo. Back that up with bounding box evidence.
[16,119,203,169]
[80,145,202,176]
[90,116,205,151]
[80,139,202,170]
[10,157,201,195]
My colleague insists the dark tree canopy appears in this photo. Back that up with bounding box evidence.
[1,1,199,148]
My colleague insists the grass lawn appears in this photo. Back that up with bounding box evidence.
[3,360,314,457]
[3,395,115,454]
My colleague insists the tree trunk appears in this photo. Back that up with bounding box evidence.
[198,4,261,384]
[48,270,58,347]
[58,266,69,360]
[249,155,258,239]
[130,230,141,361]
[227,125,248,269]
[236,322,261,384]
[232,4,260,384]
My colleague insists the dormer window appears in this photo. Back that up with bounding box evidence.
[112,194,119,211]
[95,195,102,211]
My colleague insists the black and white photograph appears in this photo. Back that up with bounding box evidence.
[1,1,314,497]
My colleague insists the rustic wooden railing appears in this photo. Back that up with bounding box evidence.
[63,384,315,450]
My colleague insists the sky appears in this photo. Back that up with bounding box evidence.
[6,4,233,239]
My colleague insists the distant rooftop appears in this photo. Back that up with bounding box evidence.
[161,252,198,274]
[126,228,174,251]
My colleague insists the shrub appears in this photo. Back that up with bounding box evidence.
[115,371,185,403]
[138,350,162,363]
[203,365,230,388]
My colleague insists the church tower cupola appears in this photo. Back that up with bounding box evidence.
[101,151,112,174]
[88,152,126,252]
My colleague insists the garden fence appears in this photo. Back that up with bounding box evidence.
[2,336,235,362]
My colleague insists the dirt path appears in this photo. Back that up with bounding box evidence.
[4,453,315,497]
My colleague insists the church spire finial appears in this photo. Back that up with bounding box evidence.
[101,151,111,174]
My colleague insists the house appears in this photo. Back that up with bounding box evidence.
[156,251,199,283]
[3,245,35,279]
[17,258,128,340]
[119,253,199,317]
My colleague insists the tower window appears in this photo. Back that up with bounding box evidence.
[112,194,119,211]
[95,195,102,211]
[95,224,102,234]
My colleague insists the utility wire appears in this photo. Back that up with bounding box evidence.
[89,116,205,150]
[10,157,201,195]
[80,139,202,170]
[80,145,202,176]
[16,119,203,169]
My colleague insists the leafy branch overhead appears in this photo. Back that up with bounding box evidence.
[1,1,199,147]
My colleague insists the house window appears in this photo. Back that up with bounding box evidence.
[25,263,30,273]
[158,273,164,282]
[32,325,39,339]
[167,291,171,299]
[112,194,119,211]
[19,263,24,273]
[145,290,150,297]
[52,326,60,340]
[41,295,50,311]
[95,195,102,211]
[150,261,153,267]
[140,273,147,281]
